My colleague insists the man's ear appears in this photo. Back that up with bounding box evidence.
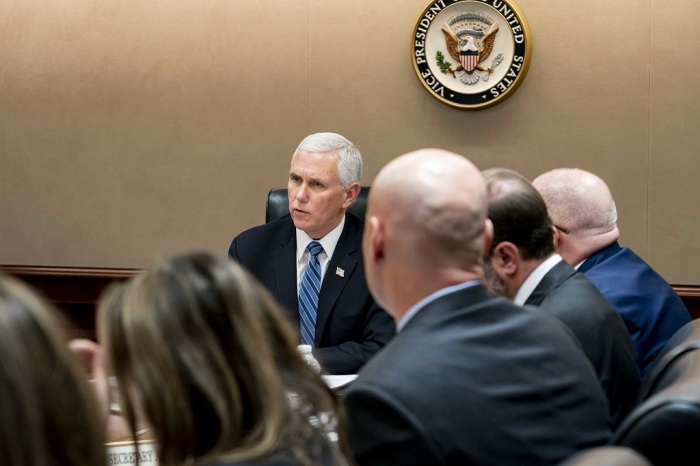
[366,215,384,262]
[491,241,520,278]
[483,219,494,256]
[552,225,561,248]
[342,183,361,209]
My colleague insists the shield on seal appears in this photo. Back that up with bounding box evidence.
[460,49,479,74]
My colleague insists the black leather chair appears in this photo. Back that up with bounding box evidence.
[638,319,700,401]
[611,349,700,465]
[557,446,651,466]
[265,186,370,223]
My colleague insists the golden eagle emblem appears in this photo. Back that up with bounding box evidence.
[440,18,501,85]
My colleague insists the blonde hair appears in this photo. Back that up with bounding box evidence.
[97,251,347,466]
[0,274,105,466]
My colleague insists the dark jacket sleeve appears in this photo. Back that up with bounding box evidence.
[313,301,395,375]
[344,383,444,466]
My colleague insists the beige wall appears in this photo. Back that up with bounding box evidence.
[1,0,698,284]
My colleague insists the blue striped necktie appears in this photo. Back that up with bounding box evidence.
[299,241,324,347]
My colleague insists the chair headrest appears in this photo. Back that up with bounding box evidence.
[613,367,700,465]
[639,319,700,400]
[265,186,370,223]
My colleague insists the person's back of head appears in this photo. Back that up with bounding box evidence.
[483,168,555,260]
[532,168,617,236]
[532,168,620,264]
[98,251,347,466]
[363,148,489,318]
[0,274,105,466]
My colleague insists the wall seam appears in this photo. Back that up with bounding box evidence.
[306,0,311,134]
[646,0,652,258]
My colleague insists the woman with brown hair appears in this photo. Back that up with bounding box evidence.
[97,251,350,466]
[0,274,106,466]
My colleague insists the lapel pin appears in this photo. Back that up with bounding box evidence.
[336,267,345,278]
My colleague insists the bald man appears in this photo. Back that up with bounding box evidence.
[343,150,611,466]
[533,168,691,376]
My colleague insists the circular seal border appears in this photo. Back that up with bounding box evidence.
[411,0,533,110]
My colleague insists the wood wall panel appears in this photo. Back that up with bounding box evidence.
[3,265,699,341]
[0,265,138,340]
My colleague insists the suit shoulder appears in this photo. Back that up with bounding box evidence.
[235,216,292,241]
[585,248,678,297]
[539,274,622,325]
[229,216,293,258]
[560,273,616,307]
[345,212,366,234]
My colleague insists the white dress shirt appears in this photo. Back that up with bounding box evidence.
[513,254,563,306]
[295,216,345,293]
[397,281,481,332]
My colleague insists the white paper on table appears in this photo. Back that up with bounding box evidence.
[322,374,358,390]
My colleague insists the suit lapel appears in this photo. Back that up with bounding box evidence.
[274,230,299,326]
[315,216,358,345]
[525,260,575,306]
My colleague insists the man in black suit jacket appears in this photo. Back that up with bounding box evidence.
[482,168,641,429]
[344,150,611,465]
[229,132,394,375]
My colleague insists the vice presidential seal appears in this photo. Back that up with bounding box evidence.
[412,0,532,110]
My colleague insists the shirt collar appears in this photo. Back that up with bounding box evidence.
[513,254,563,306]
[296,215,346,262]
[397,281,481,332]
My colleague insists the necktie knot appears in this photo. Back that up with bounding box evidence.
[307,241,324,257]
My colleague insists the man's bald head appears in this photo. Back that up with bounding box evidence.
[371,149,488,263]
[364,149,490,317]
[532,168,620,265]
[533,168,617,235]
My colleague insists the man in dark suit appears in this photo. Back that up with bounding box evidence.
[229,132,394,375]
[482,168,641,429]
[344,149,611,466]
[533,168,691,376]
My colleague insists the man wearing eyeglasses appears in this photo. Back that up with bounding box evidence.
[533,168,691,377]
[482,168,640,429]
